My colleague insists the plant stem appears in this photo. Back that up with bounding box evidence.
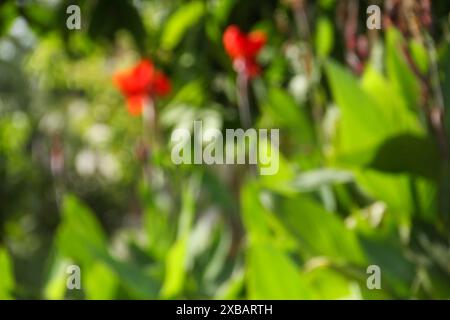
[143,97,158,151]
[292,0,310,41]
[236,72,252,130]
[142,97,160,185]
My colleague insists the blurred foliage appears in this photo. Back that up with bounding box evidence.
[0,0,449,299]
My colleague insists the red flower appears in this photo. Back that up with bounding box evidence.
[223,25,266,78]
[114,59,171,116]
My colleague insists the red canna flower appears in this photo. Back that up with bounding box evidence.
[223,25,266,78]
[113,59,171,116]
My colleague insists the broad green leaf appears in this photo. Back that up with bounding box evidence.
[84,262,118,299]
[205,0,236,42]
[240,181,273,243]
[325,60,423,166]
[56,195,159,298]
[276,195,366,265]
[369,134,439,180]
[258,137,298,195]
[265,88,314,144]
[161,175,201,298]
[143,186,175,262]
[361,64,423,135]
[356,169,437,225]
[247,244,313,299]
[43,255,71,300]
[167,80,205,107]
[0,3,17,37]
[0,247,14,299]
[426,268,450,299]
[56,194,108,265]
[359,236,416,298]
[160,237,188,299]
[386,28,421,110]
[161,1,205,50]
[304,267,360,299]
[88,0,147,52]
[210,0,236,23]
[325,60,391,164]
[241,181,297,249]
[91,247,159,299]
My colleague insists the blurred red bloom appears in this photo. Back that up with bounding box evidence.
[223,25,266,78]
[113,59,171,116]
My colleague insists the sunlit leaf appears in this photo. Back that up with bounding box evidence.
[247,244,314,299]
[0,247,14,299]
[386,28,421,110]
[161,1,205,50]
[315,16,334,58]
[276,195,366,265]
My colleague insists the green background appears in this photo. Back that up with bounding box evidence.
[0,0,449,299]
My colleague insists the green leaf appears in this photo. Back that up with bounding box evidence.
[210,0,237,24]
[361,64,423,135]
[0,247,14,299]
[315,16,334,58]
[304,267,360,299]
[409,40,430,74]
[84,262,118,299]
[246,244,313,299]
[265,88,314,144]
[161,175,201,298]
[56,195,158,298]
[56,194,108,265]
[369,134,439,180]
[276,195,366,265]
[291,169,353,192]
[215,269,245,299]
[166,80,206,108]
[161,1,205,50]
[43,255,71,300]
[360,236,416,297]
[326,60,389,164]
[258,139,298,195]
[240,181,273,243]
[355,169,437,225]
[88,0,147,52]
[160,237,188,299]
[319,0,336,9]
[386,28,421,110]
[325,60,423,166]
[142,184,175,262]
[0,3,17,37]
[241,181,297,249]
[94,251,159,299]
